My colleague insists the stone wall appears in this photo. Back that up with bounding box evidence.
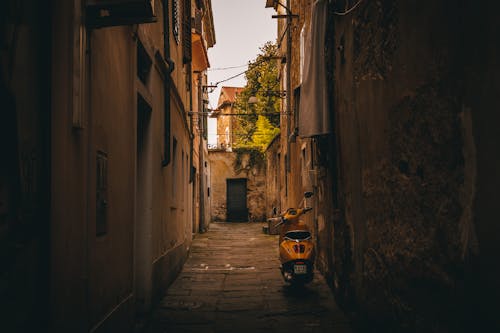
[209,150,266,222]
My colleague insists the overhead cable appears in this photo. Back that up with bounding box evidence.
[208,64,248,71]
[211,23,289,87]
[333,0,363,16]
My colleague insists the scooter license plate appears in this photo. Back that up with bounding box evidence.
[294,264,307,275]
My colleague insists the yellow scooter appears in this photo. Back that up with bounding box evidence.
[274,192,315,285]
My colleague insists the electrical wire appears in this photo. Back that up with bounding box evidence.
[207,64,248,71]
[212,56,271,85]
[333,0,364,16]
[207,132,279,137]
[211,20,289,87]
[213,69,248,85]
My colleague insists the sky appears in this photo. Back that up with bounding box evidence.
[206,0,277,145]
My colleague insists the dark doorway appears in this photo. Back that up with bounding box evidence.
[135,92,153,313]
[226,178,248,221]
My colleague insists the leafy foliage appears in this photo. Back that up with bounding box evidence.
[252,115,280,148]
[233,42,280,151]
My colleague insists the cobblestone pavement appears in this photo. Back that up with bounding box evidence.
[143,222,353,333]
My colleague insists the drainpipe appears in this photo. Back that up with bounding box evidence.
[189,67,195,235]
[197,73,206,232]
[286,0,292,153]
[285,0,292,208]
[162,0,174,166]
[286,0,292,167]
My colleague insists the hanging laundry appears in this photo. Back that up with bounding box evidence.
[299,0,330,137]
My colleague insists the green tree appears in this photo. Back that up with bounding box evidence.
[252,115,280,150]
[233,41,280,149]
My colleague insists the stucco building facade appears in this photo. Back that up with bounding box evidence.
[0,0,215,331]
[267,0,500,330]
[211,86,243,150]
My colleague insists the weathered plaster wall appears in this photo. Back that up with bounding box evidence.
[330,0,500,330]
[265,136,281,217]
[209,151,266,222]
[50,0,196,329]
[146,0,196,311]
[272,0,500,330]
[3,0,211,330]
[216,104,232,149]
[283,0,336,277]
[215,102,240,150]
[86,26,136,331]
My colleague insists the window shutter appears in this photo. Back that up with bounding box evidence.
[172,0,180,43]
[182,0,192,63]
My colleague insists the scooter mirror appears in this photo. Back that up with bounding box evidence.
[304,191,314,198]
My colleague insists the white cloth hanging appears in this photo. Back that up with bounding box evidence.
[298,0,330,137]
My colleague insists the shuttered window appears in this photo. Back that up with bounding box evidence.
[172,0,180,43]
[182,0,192,63]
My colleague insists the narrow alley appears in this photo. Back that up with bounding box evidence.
[142,222,352,333]
[2,0,500,332]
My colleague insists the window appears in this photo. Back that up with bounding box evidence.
[96,151,108,236]
[163,90,171,166]
[300,23,306,83]
[203,112,208,140]
[172,0,180,43]
[294,86,301,133]
[181,150,185,203]
[162,0,172,167]
[137,39,152,85]
[284,153,288,197]
[182,0,192,63]
[172,137,177,196]
[301,145,311,190]
[185,153,189,203]
[277,153,280,192]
